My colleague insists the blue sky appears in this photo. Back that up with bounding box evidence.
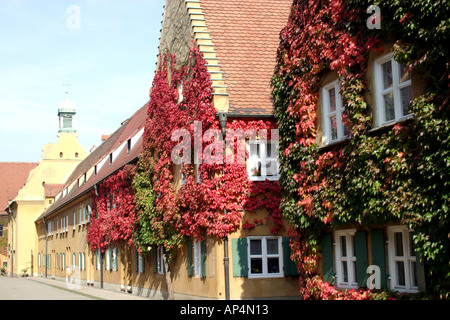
[0,0,165,162]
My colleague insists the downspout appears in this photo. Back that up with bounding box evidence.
[94,183,103,289]
[218,112,230,300]
[43,217,47,279]
[7,204,14,278]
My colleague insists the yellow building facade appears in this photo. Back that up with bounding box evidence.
[6,96,87,277]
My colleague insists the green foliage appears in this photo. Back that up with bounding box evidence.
[272,0,450,297]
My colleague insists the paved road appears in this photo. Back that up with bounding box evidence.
[0,276,95,300]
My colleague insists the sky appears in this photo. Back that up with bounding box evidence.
[0,0,166,162]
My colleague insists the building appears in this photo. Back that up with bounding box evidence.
[271,0,449,298]
[34,0,299,299]
[6,95,87,277]
[0,162,39,270]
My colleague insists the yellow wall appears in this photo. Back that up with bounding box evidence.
[7,132,87,276]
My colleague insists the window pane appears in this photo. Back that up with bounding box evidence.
[249,143,260,158]
[399,64,411,83]
[400,85,412,116]
[266,142,277,158]
[250,239,262,255]
[340,236,347,257]
[267,239,279,254]
[330,116,337,140]
[342,261,348,283]
[383,92,395,121]
[382,60,393,89]
[265,160,277,176]
[396,261,405,286]
[250,258,262,274]
[267,257,280,273]
[394,232,404,256]
[328,87,336,112]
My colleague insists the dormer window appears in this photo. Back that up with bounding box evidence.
[109,153,113,166]
[127,139,131,154]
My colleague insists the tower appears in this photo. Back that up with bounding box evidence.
[58,96,76,133]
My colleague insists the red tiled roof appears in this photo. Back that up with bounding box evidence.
[201,0,292,115]
[43,183,64,198]
[38,102,148,220]
[0,162,39,214]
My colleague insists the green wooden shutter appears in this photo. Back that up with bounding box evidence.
[232,238,248,277]
[135,248,138,272]
[321,233,334,284]
[152,247,157,273]
[201,240,207,278]
[354,231,369,287]
[142,253,145,273]
[283,237,299,276]
[187,240,193,276]
[370,229,387,289]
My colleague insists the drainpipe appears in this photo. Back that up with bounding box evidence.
[8,204,14,278]
[100,250,103,289]
[43,217,48,279]
[94,184,103,289]
[217,112,230,300]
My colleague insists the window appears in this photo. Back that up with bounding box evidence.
[375,53,412,126]
[193,240,203,278]
[84,205,91,223]
[127,139,131,154]
[387,225,418,292]
[334,229,358,289]
[157,247,165,274]
[177,81,184,103]
[321,80,350,144]
[247,140,279,181]
[73,212,76,230]
[247,236,283,278]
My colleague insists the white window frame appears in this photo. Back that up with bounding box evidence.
[334,229,358,289]
[387,225,418,293]
[112,248,118,271]
[193,240,202,278]
[321,80,349,145]
[247,139,279,181]
[247,236,283,279]
[374,52,413,127]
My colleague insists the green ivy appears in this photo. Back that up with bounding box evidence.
[272,0,449,298]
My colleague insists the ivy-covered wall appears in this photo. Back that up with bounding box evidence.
[272,0,449,299]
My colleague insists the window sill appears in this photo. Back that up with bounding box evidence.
[317,137,351,151]
[248,274,284,279]
[370,114,415,135]
[248,176,279,182]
